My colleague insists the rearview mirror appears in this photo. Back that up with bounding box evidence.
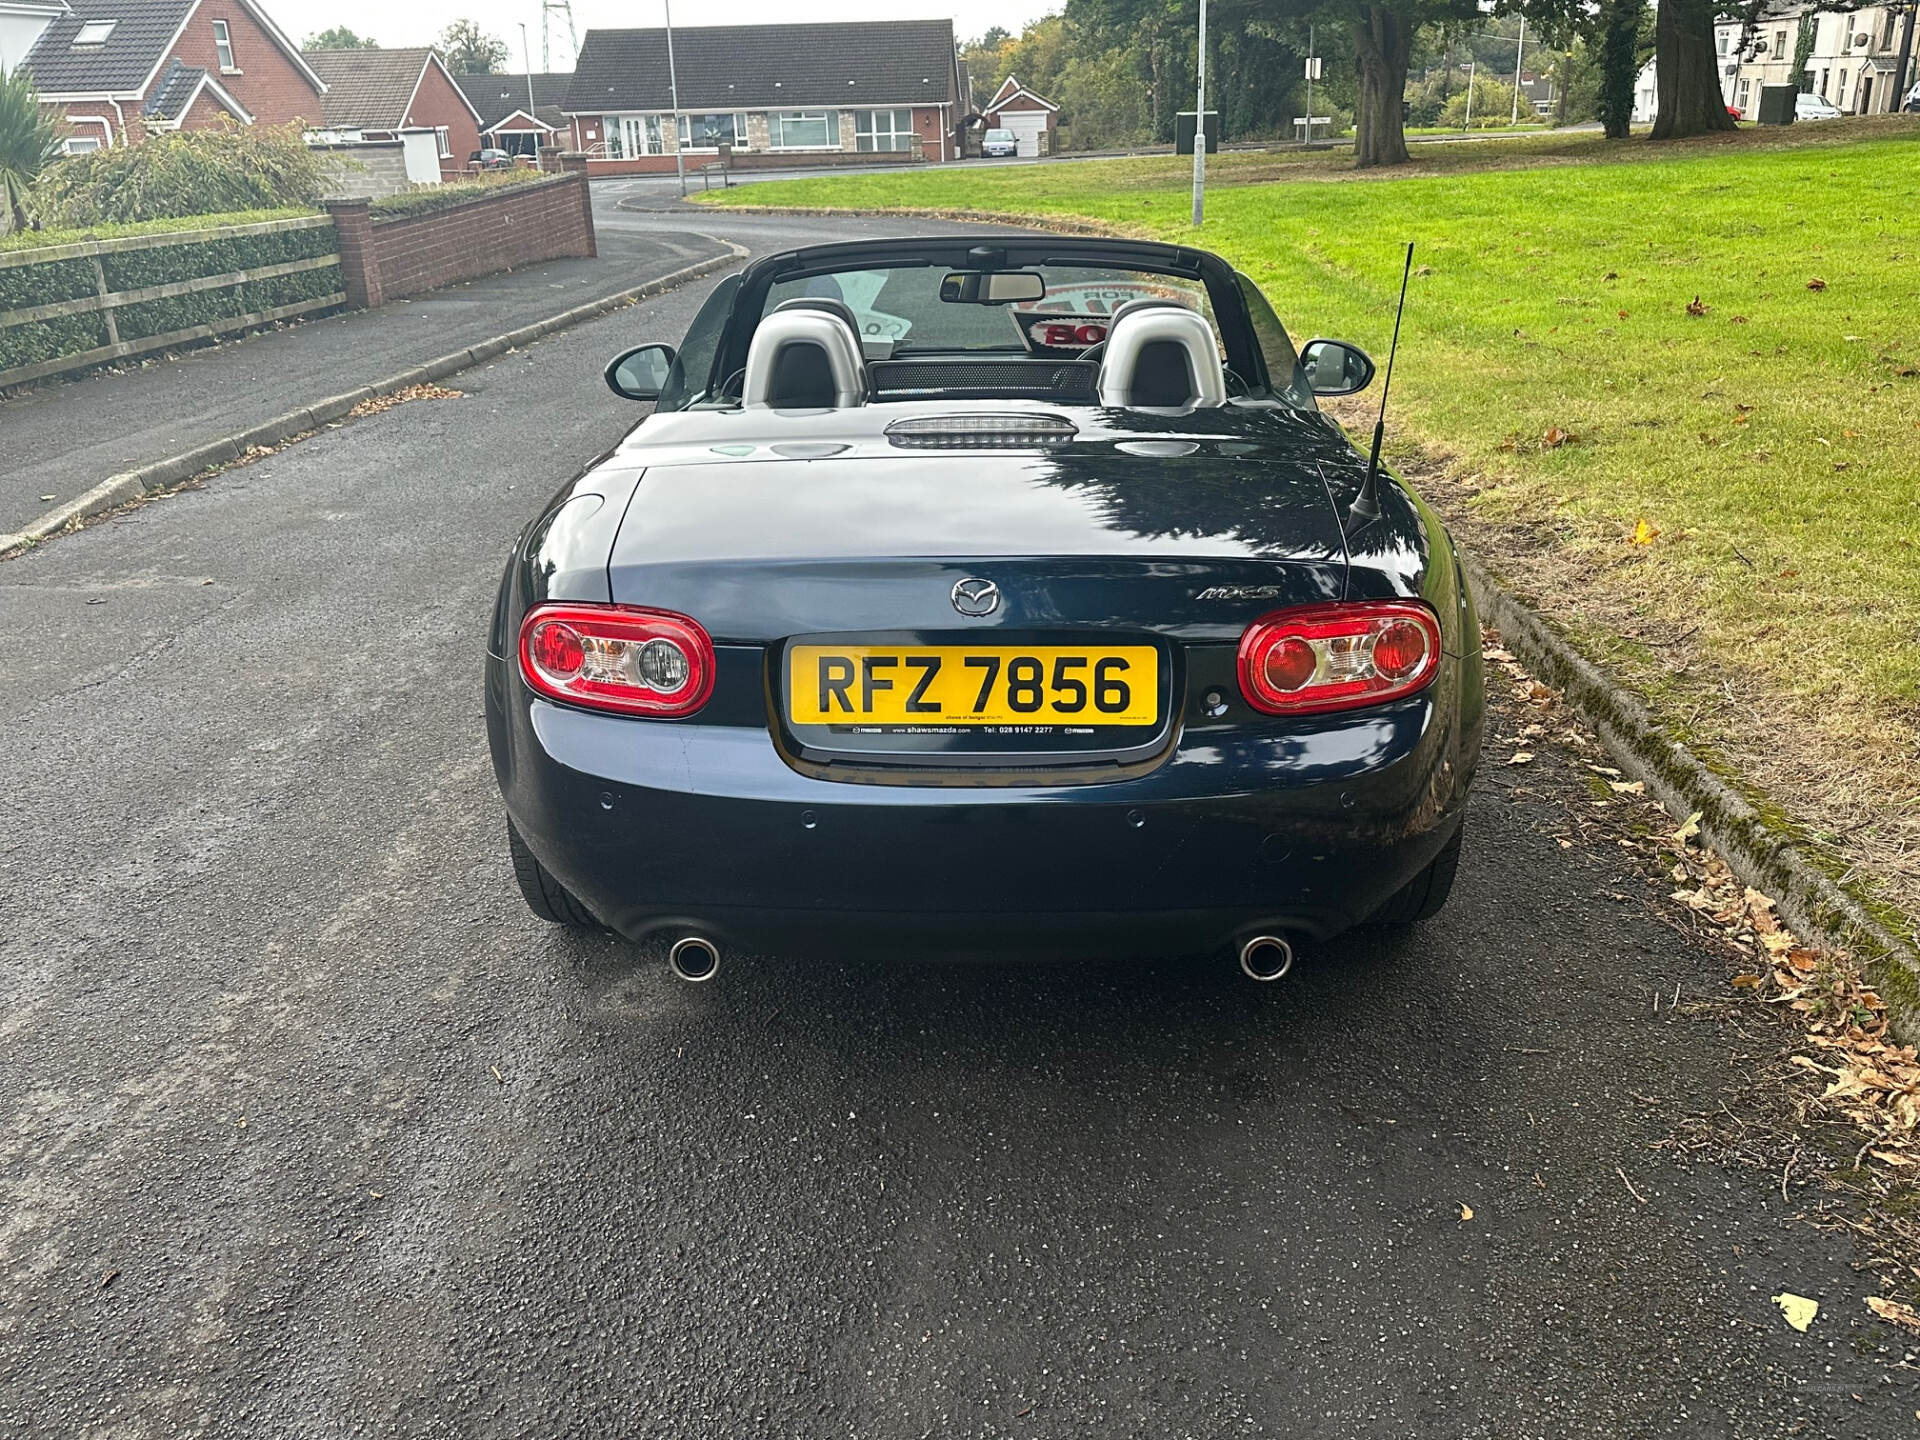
[1300,338,1377,396]
[605,343,677,402]
[940,270,1047,305]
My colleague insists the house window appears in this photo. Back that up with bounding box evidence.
[853,109,913,152]
[767,111,838,149]
[1773,30,1786,58]
[677,113,746,150]
[436,127,452,158]
[1736,78,1750,107]
[63,135,103,154]
[211,19,236,71]
[1717,30,1728,53]
[72,20,117,47]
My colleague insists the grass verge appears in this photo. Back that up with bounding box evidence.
[698,117,1920,938]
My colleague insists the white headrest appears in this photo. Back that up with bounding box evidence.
[742,309,868,409]
[1096,303,1228,409]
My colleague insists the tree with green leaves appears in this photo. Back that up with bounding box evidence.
[438,20,509,75]
[1593,0,1645,138]
[304,26,378,49]
[0,66,63,235]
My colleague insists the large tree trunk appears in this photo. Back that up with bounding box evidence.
[1352,6,1414,167]
[1595,0,1644,139]
[1650,0,1737,139]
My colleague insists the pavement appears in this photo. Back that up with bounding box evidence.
[2,188,1917,1437]
[0,226,731,538]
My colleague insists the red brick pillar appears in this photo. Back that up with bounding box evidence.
[561,167,598,259]
[324,199,383,311]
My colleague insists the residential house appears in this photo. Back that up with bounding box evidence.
[981,74,1056,157]
[1801,5,1915,113]
[1,3,68,73]
[303,47,482,178]
[562,20,966,173]
[13,0,327,152]
[455,71,570,158]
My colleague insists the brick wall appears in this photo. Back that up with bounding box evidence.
[325,174,597,309]
[171,5,324,127]
[911,106,949,162]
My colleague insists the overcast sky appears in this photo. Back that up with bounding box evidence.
[274,2,1054,65]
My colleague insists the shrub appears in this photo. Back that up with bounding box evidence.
[33,123,325,228]
[1439,76,1531,128]
[368,168,552,221]
[0,62,63,233]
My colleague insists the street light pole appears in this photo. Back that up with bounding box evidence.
[1511,16,1526,125]
[662,0,686,198]
[1191,0,1207,226]
[519,23,536,116]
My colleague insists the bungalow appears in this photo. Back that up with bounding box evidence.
[455,71,571,158]
[562,19,966,173]
[981,74,1057,157]
[302,47,483,178]
[12,0,326,152]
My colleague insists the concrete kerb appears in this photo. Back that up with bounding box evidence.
[1465,553,1920,1037]
[0,237,749,559]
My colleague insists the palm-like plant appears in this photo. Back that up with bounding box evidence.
[0,65,64,235]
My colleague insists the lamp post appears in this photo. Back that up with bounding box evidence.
[1190,0,1207,226]
[663,0,686,197]
[1510,16,1526,125]
[519,23,535,116]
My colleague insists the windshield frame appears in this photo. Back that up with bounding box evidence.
[703,238,1291,406]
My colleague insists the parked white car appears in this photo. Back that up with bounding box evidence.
[1795,92,1844,120]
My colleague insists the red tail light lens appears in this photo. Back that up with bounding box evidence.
[1238,601,1443,716]
[517,603,715,718]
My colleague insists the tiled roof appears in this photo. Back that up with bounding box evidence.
[144,56,205,119]
[455,72,571,131]
[564,20,957,113]
[19,0,195,96]
[303,46,436,130]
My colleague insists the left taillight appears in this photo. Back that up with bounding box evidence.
[517,603,715,718]
[1238,600,1443,716]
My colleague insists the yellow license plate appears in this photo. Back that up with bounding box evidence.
[788,645,1160,727]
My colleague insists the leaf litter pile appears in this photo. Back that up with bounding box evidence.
[1481,632,1920,1331]
[346,384,464,419]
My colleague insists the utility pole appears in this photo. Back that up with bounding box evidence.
[1465,59,1476,128]
[519,23,535,116]
[1511,16,1526,125]
[1305,24,1316,147]
[1191,0,1207,226]
[664,0,686,198]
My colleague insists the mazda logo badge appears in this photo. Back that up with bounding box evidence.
[951,577,1001,617]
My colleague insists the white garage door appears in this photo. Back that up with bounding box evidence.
[1002,111,1047,157]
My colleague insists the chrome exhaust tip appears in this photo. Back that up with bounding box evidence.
[1238,935,1294,983]
[667,935,721,983]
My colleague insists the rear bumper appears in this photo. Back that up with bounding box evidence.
[489,652,1479,955]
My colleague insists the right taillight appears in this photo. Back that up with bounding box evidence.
[1237,601,1443,716]
[517,603,715,718]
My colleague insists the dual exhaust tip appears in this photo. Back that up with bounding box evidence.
[670,932,1293,984]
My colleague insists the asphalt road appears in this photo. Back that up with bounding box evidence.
[2,194,1915,1438]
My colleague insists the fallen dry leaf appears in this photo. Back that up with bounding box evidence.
[1631,517,1660,546]
[1542,426,1571,449]
[1868,1297,1920,1333]
[1730,974,1763,990]
[1458,1203,1473,1222]
[1806,277,1828,291]
[1608,780,1647,795]
[1673,812,1703,848]
[1508,751,1535,766]
[1685,296,1710,317]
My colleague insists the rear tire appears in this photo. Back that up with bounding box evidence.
[1369,828,1463,927]
[507,820,600,930]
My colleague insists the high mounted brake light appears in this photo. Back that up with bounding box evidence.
[518,604,715,718]
[1237,601,1442,716]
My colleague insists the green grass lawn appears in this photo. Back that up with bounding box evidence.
[705,118,1920,919]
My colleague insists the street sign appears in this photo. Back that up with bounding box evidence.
[1305,57,1322,80]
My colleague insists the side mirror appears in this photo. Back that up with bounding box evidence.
[1299,338,1377,397]
[605,343,677,402]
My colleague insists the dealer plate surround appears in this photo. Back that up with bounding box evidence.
[788,644,1160,729]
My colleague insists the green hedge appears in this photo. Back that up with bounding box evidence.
[370,171,554,222]
[0,220,342,376]
[0,208,315,256]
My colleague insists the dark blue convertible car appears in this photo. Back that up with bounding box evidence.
[486,237,1484,982]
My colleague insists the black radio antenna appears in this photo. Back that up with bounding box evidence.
[1346,241,1414,532]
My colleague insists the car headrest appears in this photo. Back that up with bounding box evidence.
[1096,301,1228,410]
[742,305,868,409]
